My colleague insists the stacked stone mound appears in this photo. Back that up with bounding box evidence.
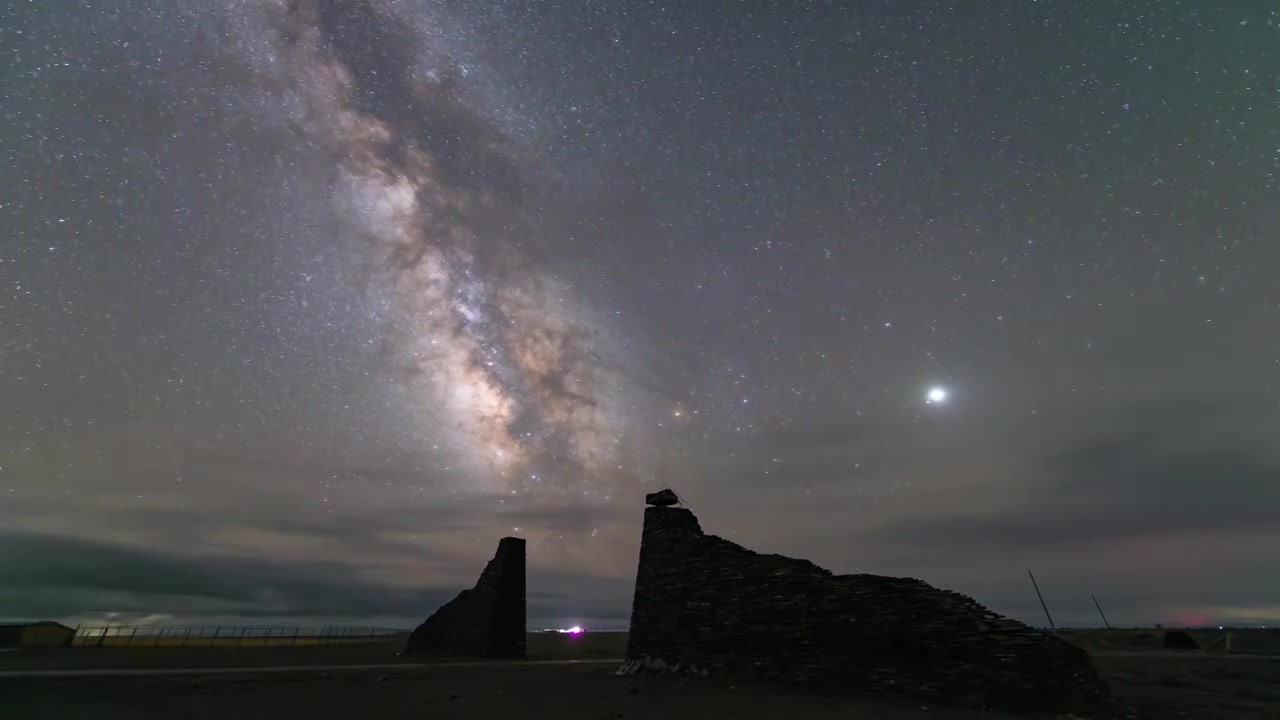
[625,505,1116,715]
[406,536,526,658]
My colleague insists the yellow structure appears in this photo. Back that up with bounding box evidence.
[0,621,76,648]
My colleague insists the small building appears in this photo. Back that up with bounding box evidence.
[0,621,76,648]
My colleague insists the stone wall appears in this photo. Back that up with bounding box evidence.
[406,536,525,658]
[624,506,1116,715]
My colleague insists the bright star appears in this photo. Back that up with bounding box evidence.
[926,386,948,404]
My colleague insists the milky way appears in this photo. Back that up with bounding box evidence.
[4,0,1277,629]
[224,0,639,497]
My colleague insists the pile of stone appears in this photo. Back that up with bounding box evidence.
[625,500,1117,715]
[405,536,526,658]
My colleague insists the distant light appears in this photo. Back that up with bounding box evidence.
[568,626,583,635]
[926,386,948,404]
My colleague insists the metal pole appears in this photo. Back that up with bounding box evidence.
[181,627,192,647]
[1091,595,1111,629]
[210,626,221,647]
[292,627,300,646]
[1027,570,1057,634]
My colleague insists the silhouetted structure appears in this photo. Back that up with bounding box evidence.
[623,499,1116,715]
[1163,630,1200,650]
[405,536,525,658]
[645,488,680,507]
[0,621,75,648]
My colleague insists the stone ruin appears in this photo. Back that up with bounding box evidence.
[1162,629,1200,650]
[405,536,526,658]
[622,496,1118,715]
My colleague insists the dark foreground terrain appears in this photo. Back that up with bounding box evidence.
[0,662,1100,720]
[2,634,1277,719]
[0,633,625,672]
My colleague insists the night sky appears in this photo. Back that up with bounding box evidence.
[3,1,1278,630]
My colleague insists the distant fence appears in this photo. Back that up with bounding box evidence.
[70,624,409,648]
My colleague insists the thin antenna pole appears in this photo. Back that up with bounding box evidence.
[1091,594,1111,629]
[1027,570,1057,634]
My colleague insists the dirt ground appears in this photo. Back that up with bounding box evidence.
[0,633,626,671]
[2,662,1102,720]
[2,634,1277,719]
[1062,628,1280,656]
[1091,653,1280,720]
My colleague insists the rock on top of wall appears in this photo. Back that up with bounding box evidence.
[406,536,525,658]
[626,503,1117,715]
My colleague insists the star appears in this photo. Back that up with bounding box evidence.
[926,387,949,405]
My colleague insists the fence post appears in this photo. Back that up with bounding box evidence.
[236,627,246,647]
[181,627,192,647]
[210,626,221,647]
